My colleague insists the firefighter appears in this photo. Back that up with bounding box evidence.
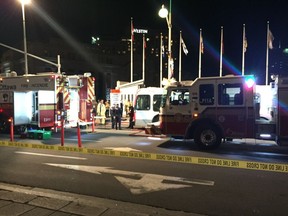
[105,100,110,118]
[97,99,106,124]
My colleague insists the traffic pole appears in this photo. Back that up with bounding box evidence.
[77,122,82,148]
[9,117,14,142]
[92,114,95,132]
[61,117,64,146]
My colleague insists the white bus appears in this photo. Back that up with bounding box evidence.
[134,87,166,128]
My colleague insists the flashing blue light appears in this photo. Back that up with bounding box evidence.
[245,76,255,88]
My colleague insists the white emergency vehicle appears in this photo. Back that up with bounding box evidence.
[134,87,166,128]
[0,72,95,133]
[148,75,288,149]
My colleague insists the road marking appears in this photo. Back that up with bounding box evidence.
[1,141,288,173]
[45,164,214,195]
[50,138,102,142]
[104,147,141,152]
[15,151,87,160]
[147,137,164,141]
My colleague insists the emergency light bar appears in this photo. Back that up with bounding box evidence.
[245,76,255,88]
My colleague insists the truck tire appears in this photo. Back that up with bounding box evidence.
[194,124,222,150]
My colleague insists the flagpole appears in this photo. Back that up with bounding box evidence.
[160,33,163,87]
[198,28,203,78]
[130,17,134,83]
[265,21,270,85]
[168,0,172,80]
[242,24,246,76]
[142,34,145,82]
[219,26,223,77]
[179,31,182,82]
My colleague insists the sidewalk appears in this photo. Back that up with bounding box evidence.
[0,182,204,216]
[90,118,165,138]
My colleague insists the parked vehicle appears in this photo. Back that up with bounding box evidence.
[0,72,95,133]
[146,75,288,149]
[134,87,166,128]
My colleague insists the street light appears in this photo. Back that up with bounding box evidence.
[159,2,172,80]
[18,0,31,75]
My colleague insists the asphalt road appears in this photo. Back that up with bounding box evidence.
[0,127,288,215]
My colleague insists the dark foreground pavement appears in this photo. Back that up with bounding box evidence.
[0,183,204,216]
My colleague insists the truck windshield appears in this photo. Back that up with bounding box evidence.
[169,89,190,105]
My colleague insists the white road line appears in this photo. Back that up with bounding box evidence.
[15,151,87,160]
[104,147,142,152]
[50,138,102,142]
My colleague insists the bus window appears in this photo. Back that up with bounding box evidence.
[153,94,162,112]
[136,95,150,110]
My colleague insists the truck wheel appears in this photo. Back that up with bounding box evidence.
[194,125,222,150]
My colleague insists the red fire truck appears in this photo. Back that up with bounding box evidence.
[0,72,95,133]
[149,75,288,149]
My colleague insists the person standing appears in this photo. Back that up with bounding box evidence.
[115,104,122,130]
[97,99,106,124]
[127,105,134,129]
[105,100,110,118]
[110,104,116,129]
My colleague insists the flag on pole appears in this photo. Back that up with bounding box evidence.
[220,39,224,54]
[162,45,165,58]
[219,26,224,77]
[244,37,248,52]
[181,38,188,55]
[143,34,146,56]
[242,24,247,53]
[242,24,247,76]
[268,29,274,49]
[169,56,174,78]
[200,34,204,54]
[198,28,203,78]
[220,26,224,54]
[131,18,134,41]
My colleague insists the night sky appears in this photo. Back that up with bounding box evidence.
[1,0,287,83]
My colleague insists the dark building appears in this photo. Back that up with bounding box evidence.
[270,46,288,77]
[0,30,185,99]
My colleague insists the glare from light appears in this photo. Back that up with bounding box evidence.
[32,4,102,72]
[19,0,31,5]
[135,141,151,146]
[260,134,271,138]
[148,137,163,141]
[158,5,168,18]
[245,77,255,88]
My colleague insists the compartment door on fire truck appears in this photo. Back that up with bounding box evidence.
[38,91,55,128]
[67,89,79,127]
[14,92,33,125]
[216,81,252,138]
[166,88,190,135]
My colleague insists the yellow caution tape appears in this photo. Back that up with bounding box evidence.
[0,141,287,173]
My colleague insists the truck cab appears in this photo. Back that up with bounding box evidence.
[159,75,258,149]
